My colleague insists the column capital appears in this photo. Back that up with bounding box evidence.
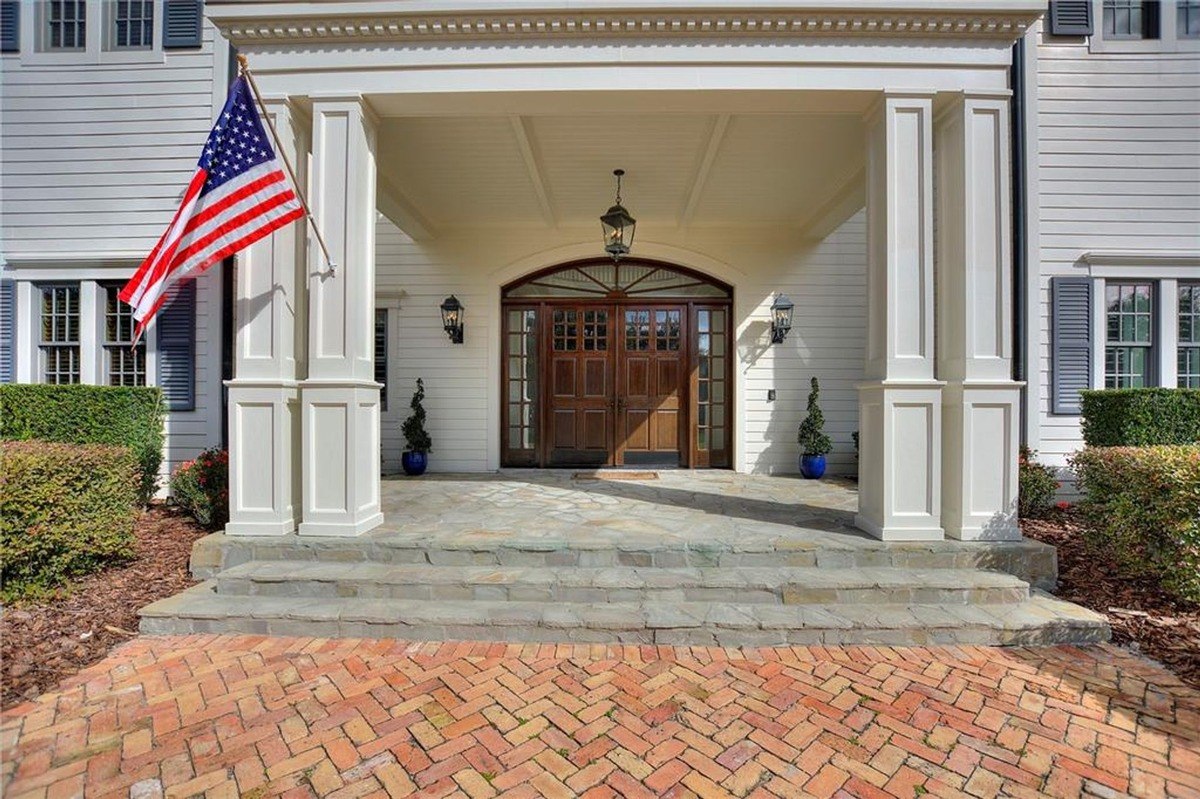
[862,90,936,125]
[309,94,382,128]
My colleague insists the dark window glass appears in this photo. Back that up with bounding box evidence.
[47,0,86,50]
[40,284,80,384]
[1104,282,1154,388]
[113,0,153,49]
[374,309,387,410]
[1102,0,1160,39]
[104,284,146,386]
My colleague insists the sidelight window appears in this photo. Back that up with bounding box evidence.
[506,309,538,451]
[696,308,728,456]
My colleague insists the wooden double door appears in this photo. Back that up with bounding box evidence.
[547,304,685,467]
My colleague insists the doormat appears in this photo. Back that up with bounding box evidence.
[572,471,659,481]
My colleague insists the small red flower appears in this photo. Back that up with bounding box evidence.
[1056,501,1071,510]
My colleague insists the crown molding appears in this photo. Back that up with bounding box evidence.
[207,3,1041,46]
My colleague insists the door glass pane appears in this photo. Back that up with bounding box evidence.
[506,308,538,452]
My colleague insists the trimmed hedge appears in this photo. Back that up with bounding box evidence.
[0,440,140,598]
[1081,388,1200,447]
[1071,445,1200,604]
[0,384,165,504]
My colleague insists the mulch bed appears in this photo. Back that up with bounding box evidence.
[1,505,208,709]
[1022,512,1200,689]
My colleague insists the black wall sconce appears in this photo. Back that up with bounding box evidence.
[770,293,794,345]
[440,295,464,344]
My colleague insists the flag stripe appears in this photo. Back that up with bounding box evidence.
[134,204,306,336]
[121,76,306,333]
[130,190,301,322]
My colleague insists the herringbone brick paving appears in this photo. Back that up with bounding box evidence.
[2,636,1197,798]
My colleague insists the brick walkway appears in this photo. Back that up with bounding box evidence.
[2,637,1198,799]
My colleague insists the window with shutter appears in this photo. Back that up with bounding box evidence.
[1048,1,1094,35]
[0,1,19,53]
[162,0,202,49]
[375,309,388,411]
[157,281,196,411]
[1051,277,1093,415]
[0,279,15,383]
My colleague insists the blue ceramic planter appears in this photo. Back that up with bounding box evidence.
[799,454,827,479]
[401,451,428,476]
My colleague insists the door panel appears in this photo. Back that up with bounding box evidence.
[547,306,614,465]
[618,306,685,466]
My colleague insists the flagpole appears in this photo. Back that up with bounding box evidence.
[236,54,338,276]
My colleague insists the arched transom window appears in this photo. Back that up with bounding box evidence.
[504,261,731,300]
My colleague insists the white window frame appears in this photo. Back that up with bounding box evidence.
[36,281,84,385]
[15,274,159,387]
[1089,0,1200,52]
[1083,252,1200,390]
[20,0,166,65]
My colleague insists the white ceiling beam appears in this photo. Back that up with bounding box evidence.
[509,115,557,227]
[377,174,439,241]
[678,114,730,228]
[796,164,865,240]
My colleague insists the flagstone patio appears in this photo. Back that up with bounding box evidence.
[141,472,1107,647]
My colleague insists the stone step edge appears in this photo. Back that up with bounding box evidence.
[191,534,1058,591]
[142,584,1106,636]
[213,562,1030,605]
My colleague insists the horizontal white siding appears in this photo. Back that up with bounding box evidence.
[0,22,227,490]
[1034,32,1200,469]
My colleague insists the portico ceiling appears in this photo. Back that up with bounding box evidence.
[374,110,867,238]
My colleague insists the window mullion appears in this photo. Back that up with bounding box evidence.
[80,280,101,384]
[1157,279,1178,388]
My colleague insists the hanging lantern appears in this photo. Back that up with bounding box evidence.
[600,169,636,262]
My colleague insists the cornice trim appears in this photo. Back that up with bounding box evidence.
[208,8,1040,46]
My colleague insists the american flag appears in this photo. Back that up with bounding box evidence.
[120,76,304,337]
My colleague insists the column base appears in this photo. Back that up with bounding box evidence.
[225,381,300,537]
[299,379,384,538]
[855,380,945,542]
[942,381,1023,542]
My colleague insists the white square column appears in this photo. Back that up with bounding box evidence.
[298,96,383,537]
[856,93,944,541]
[935,93,1022,541]
[226,97,307,537]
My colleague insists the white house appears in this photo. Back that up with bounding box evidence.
[2,1,1198,540]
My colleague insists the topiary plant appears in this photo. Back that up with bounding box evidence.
[401,378,433,454]
[797,376,832,456]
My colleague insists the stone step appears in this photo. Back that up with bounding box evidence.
[214,561,1031,606]
[140,584,1109,647]
[190,532,1058,590]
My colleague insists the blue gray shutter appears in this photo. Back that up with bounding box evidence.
[0,279,15,383]
[1051,277,1092,415]
[1048,2,1093,36]
[162,0,203,49]
[157,281,196,411]
[0,1,18,53]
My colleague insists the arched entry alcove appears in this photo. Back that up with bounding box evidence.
[501,258,733,468]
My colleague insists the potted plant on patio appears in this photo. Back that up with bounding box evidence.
[797,376,832,479]
[401,378,432,476]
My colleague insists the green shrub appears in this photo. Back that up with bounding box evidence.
[1018,447,1060,518]
[797,377,832,456]
[1071,445,1200,604]
[169,447,228,530]
[1081,388,1200,447]
[0,440,140,599]
[0,384,165,505]
[402,378,432,453]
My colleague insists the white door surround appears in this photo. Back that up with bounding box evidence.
[212,1,1041,542]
